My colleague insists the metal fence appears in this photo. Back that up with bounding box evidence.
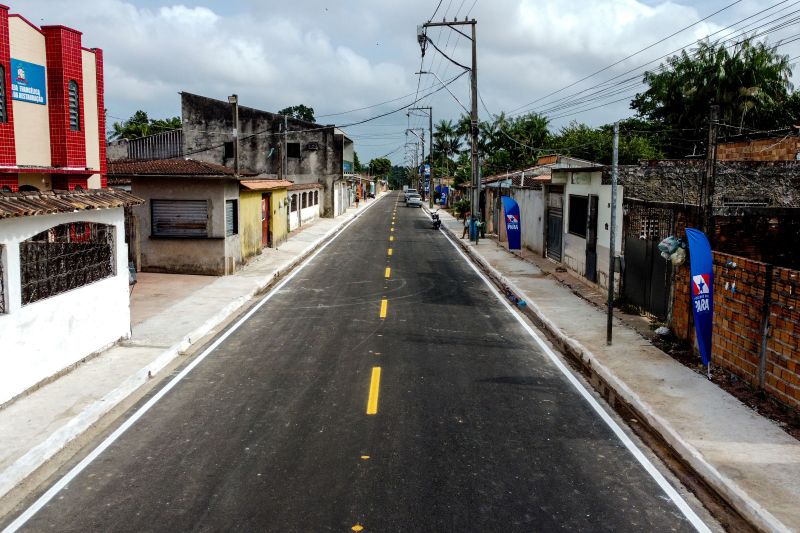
[20,223,115,305]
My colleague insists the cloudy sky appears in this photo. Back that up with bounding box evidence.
[12,0,800,164]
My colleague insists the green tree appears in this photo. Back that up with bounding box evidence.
[631,37,793,155]
[353,152,362,173]
[369,157,392,177]
[278,104,316,122]
[109,110,182,141]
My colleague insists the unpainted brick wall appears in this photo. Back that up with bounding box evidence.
[766,267,800,407]
[671,249,800,410]
[717,135,800,161]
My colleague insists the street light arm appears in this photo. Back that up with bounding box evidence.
[416,71,470,114]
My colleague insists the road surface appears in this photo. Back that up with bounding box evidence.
[4,192,709,532]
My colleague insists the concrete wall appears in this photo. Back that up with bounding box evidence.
[180,92,344,217]
[239,190,262,262]
[288,189,322,231]
[0,208,130,404]
[513,187,545,254]
[9,17,51,167]
[132,177,232,275]
[81,49,100,171]
[270,189,289,247]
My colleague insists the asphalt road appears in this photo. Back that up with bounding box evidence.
[6,192,705,532]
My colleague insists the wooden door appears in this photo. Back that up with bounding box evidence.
[261,193,271,247]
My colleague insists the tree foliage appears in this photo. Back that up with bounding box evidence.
[369,157,392,177]
[278,104,316,122]
[109,110,181,141]
[631,37,794,155]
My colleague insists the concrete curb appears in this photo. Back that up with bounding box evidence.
[435,216,789,533]
[0,194,388,504]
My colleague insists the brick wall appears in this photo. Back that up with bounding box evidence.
[718,135,800,161]
[671,247,800,410]
[766,267,800,407]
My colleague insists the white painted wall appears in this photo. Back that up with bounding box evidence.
[288,190,322,231]
[0,208,131,405]
[560,171,624,291]
[512,188,545,254]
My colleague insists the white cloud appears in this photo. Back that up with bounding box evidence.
[9,0,800,163]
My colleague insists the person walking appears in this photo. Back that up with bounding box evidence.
[461,210,471,239]
[355,194,360,208]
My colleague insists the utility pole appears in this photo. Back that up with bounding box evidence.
[410,106,433,207]
[228,94,239,175]
[284,115,289,181]
[607,122,619,345]
[702,105,719,239]
[419,18,478,240]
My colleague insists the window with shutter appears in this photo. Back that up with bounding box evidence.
[226,199,238,236]
[68,80,80,131]
[151,200,209,237]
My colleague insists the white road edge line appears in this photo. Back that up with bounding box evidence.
[437,225,711,533]
[2,199,381,533]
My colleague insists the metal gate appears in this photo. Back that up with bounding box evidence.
[546,186,563,261]
[623,204,674,319]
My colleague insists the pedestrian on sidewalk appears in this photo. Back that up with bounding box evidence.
[355,194,360,208]
[462,210,471,239]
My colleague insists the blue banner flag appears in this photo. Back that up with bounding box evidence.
[501,196,521,250]
[685,228,714,368]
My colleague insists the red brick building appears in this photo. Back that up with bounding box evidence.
[0,4,106,193]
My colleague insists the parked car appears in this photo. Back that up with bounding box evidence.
[406,193,423,208]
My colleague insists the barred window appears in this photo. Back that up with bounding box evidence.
[69,80,80,131]
[314,191,318,205]
[20,222,115,305]
[302,192,307,209]
[0,65,6,123]
[291,194,297,212]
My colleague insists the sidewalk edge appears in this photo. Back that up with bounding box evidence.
[0,194,387,505]
[438,220,790,533]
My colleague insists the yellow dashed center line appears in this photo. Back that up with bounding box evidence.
[387,248,393,256]
[366,367,382,415]
[389,235,394,242]
[390,228,394,232]
[385,267,391,278]
[379,298,388,318]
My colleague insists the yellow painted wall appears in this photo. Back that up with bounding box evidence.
[239,190,262,262]
[9,17,51,167]
[81,49,100,171]
[270,188,289,246]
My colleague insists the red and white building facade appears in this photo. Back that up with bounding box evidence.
[0,6,142,406]
[0,5,106,192]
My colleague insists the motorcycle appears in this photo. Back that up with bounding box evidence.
[431,211,441,230]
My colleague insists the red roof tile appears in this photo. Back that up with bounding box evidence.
[240,179,293,191]
[107,158,257,177]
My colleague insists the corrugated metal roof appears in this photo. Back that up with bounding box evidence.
[107,158,257,177]
[0,188,144,219]
[240,179,293,191]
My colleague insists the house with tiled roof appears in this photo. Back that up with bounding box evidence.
[108,158,298,275]
[0,7,144,405]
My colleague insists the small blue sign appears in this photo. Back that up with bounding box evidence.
[343,161,353,173]
[11,58,47,105]
[423,163,430,178]
[501,196,521,250]
[686,228,714,367]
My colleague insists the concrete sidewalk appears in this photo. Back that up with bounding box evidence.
[435,208,800,533]
[0,194,387,512]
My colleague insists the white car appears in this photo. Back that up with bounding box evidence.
[404,188,418,201]
[406,193,423,208]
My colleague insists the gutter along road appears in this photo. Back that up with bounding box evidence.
[3,192,714,532]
